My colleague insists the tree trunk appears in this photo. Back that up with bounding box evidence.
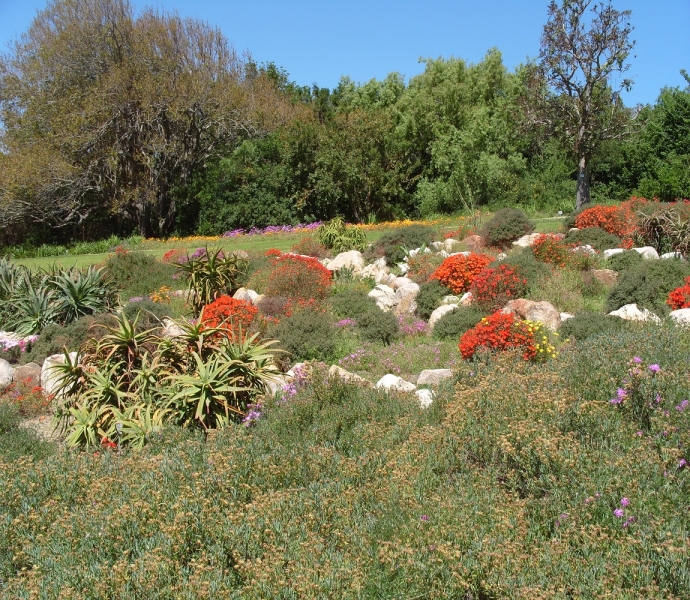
[576,154,591,209]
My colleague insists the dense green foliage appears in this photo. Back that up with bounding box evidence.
[605,258,690,314]
[104,252,177,300]
[268,308,338,362]
[564,227,622,251]
[432,306,487,340]
[355,307,399,346]
[415,280,452,320]
[607,249,644,273]
[373,225,437,266]
[559,311,634,341]
[480,208,535,248]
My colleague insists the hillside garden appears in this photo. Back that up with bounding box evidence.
[0,202,689,597]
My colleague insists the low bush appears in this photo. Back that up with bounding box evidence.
[469,264,528,311]
[605,258,690,314]
[531,234,572,268]
[290,237,331,259]
[264,254,333,302]
[564,227,622,251]
[490,249,550,294]
[432,306,487,340]
[374,225,437,266]
[607,249,643,273]
[574,197,650,247]
[268,307,338,362]
[122,299,172,332]
[329,289,377,320]
[0,402,55,462]
[416,280,452,320]
[356,307,399,345]
[429,253,493,295]
[480,208,534,248]
[559,312,634,341]
[105,250,177,299]
[405,251,445,284]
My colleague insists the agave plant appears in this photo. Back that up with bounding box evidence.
[316,217,367,254]
[107,403,171,449]
[93,311,157,371]
[175,246,248,313]
[8,280,60,335]
[48,266,116,323]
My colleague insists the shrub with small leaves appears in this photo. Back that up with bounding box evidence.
[264,254,333,302]
[559,312,634,341]
[356,307,399,345]
[374,225,437,266]
[607,249,643,273]
[329,289,378,320]
[480,208,534,248]
[405,251,445,284]
[531,234,572,268]
[432,306,487,341]
[564,227,621,251]
[268,307,338,362]
[416,279,452,320]
[290,237,331,259]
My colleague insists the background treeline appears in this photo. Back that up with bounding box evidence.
[1,0,689,246]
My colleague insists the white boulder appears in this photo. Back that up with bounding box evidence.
[603,248,625,259]
[428,304,458,330]
[670,309,690,326]
[512,233,542,248]
[0,359,14,393]
[41,352,78,398]
[661,252,685,260]
[608,303,661,323]
[417,369,453,386]
[326,250,366,274]
[415,389,435,408]
[368,285,398,312]
[233,287,261,304]
[375,374,416,393]
[328,365,373,387]
[633,246,660,260]
[394,283,420,316]
[391,276,414,291]
[444,238,462,253]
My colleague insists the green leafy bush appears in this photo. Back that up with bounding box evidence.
[564,227,621,251]
[105,251,177,299]
[559,312,634,341]
[316,217,367,253]
[269,307,338,362]
[329,289,377,320]
[605,258,690,314]
[490,249,550,293]
[416,279,452,320]
[607,249,643,273]
[374,225,436,266]
[432,306,487,340]
[480,208,534,248]
[356,307,399,345]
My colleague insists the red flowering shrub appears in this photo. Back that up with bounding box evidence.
[265,254,333,301]
[430,253,493,294]
[531,234,572,268]
[201,295,258,340]
[470,265,528,311]
[575,198,650,248]
[264,248,283,257]
[667,276,690,310]
[161,248,186,264]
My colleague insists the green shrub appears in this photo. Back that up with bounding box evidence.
[356,307,398,345]
[268,307,338,362]
[123,300,173,332]
[415,279,451,320]
[432,306,487,340]
[480,208,534,248]
[564,227,621,251]
[105,251,177,299]
[329,289,377,320]
[20,313,116,364]
[605,258,690,314]
[607,249,643,273]
[490,249,550,293]
[559,312,634,341]
[374,225,436,266]
[0,402,56,462]
[316,217,367,253]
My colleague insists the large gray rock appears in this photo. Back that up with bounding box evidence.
[360,259,391,284]
[394,283,420,316]
[41,352,78,397]
[603,248,625,259]
[391,276,414,291]
[608,303,661,323]
[233,287,261,304]
[444,238,462,253]
[633,246,660,260]
[326,250,366,274]
[428,304,458,330]
[375,374,416,393]
[670,309,690,326]
[512,233,542,248]
[502,299,561,331]
[328,365,373,388]
[661,252,685,260]
[12,362,41,389]
[415,388,435,409]
[417,369,453,386]
[368,285,398,312]
[0,359,14,393]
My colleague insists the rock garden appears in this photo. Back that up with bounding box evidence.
[1,201,689,597]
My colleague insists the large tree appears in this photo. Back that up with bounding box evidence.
[538,0,635,208]
[0,0,287,238]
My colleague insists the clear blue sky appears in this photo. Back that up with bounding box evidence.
[1,0,688,106]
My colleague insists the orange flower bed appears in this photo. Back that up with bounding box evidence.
[430,253,493,294]
[201,296,258,341]
[531,234,572,268]
[574,197,651,248]
[469,265,528,311]
[459,312,538,361]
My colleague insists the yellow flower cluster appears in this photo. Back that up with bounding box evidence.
[355,217,453,231]
[150,285,172,304]
[524,319,558,362]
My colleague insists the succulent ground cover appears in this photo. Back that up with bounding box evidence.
[1,202,690,597]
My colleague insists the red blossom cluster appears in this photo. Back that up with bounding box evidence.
[470,265,528,311]
[430,253,493,294]
[264,248,283,257]
[667,276,690,310]
[161,248,186,263]
[531,234,573,268]
[201,295,258,341]
[575,197,651,248]
[459,311,538,361]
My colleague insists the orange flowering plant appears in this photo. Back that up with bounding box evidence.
[469,265,528,311]
[430,253,493,294]
[200,296,258,341]
[667,276,690,310]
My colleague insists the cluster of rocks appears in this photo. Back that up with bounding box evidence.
[0,352,73,396]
